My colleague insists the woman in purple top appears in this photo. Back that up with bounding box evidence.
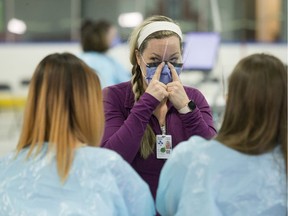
[101,15,217,199]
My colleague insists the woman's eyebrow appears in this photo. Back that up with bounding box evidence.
[169,52,181,58]
[150,53,162,58]
[150,52,180,59]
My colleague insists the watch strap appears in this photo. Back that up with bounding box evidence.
[178,100,196,114]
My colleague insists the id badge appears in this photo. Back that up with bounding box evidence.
[156,135,172,159]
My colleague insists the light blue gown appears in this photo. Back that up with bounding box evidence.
[78,51,131,88]
[0,144,155,216]
[156,136,286,216]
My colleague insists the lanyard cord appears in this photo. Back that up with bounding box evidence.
[161,125,166,135]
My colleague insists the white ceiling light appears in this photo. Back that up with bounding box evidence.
[118,12,143,28]
[7,18,27,34]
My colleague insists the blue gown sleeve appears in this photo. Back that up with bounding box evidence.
[111,155,156,216]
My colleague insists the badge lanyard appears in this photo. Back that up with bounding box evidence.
[156,124,172,159]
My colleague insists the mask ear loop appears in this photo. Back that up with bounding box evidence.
[139,55,151,84]
[140,55,149,66]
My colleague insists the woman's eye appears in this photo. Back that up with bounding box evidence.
[150,57,160,62]
[169,58,178,62]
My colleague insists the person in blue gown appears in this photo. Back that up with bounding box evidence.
[156,53,287,216]
[0,53,155,216]
[79,19,131,88]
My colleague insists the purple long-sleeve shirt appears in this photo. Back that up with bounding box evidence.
[101,81,216,199]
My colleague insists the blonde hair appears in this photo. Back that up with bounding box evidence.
[17,52,105,182]
[128,15,183,158]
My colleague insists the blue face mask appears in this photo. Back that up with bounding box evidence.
[145,62,183,84]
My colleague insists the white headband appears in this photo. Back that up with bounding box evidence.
[137,21,183,48]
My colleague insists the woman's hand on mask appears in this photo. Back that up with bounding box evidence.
[166,62,190,110]
[145,62,169,102]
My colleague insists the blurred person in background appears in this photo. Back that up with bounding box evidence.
[100,15,216,200]
[156,53,287,216]
[79,19,131,88]
[0,53,155,216]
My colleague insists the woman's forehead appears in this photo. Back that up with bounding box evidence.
[144,36,181,54]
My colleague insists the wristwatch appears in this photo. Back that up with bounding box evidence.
[178,100,196,114]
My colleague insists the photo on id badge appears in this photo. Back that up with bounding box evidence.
[156,134,172,159]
